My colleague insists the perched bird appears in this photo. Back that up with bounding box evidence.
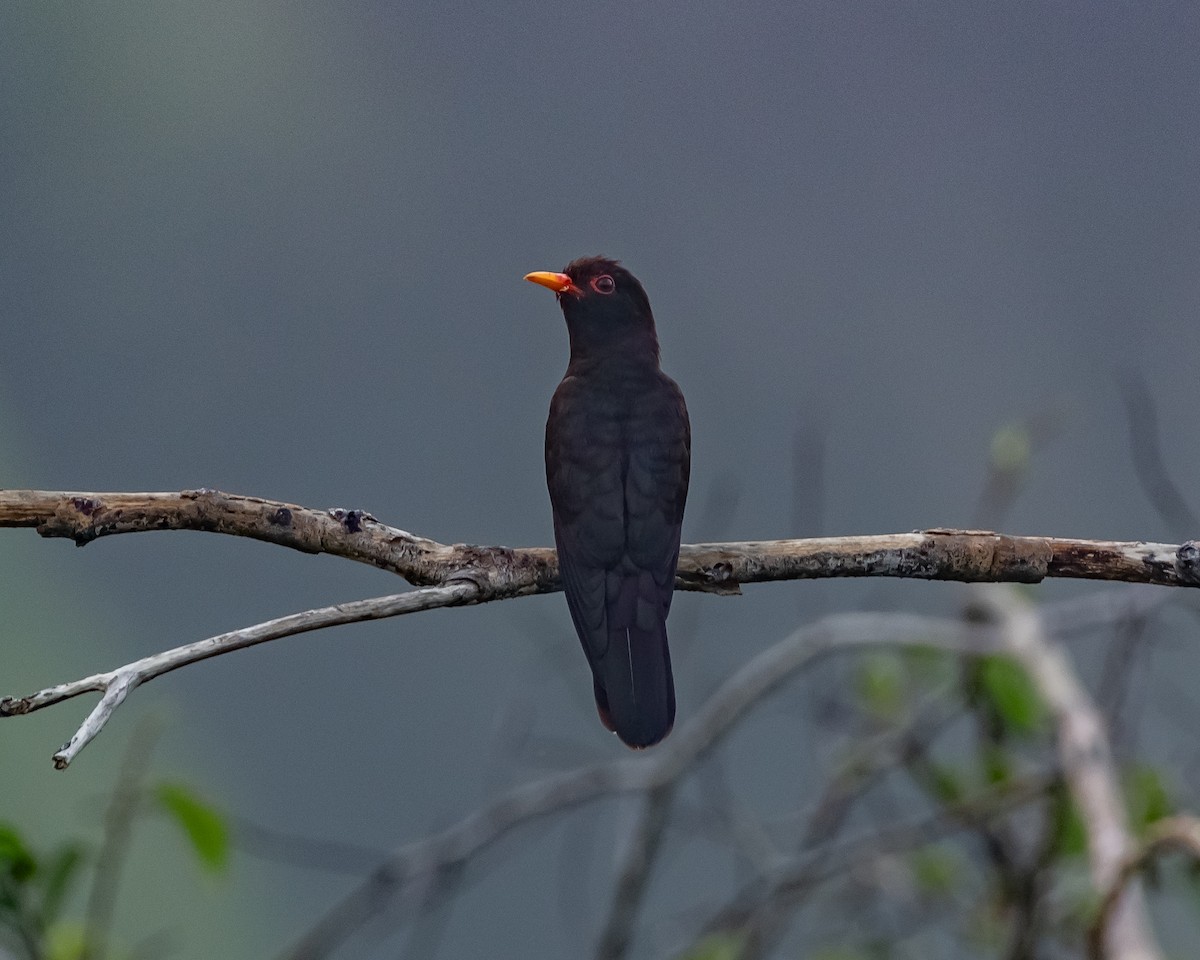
[526,257,691,748]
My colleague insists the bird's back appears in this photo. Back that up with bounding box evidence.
[546,368,690,747]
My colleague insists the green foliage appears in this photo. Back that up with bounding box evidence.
[902,646,956,686]
[925,761,966,805]
[0,823,85,959]
[45,923,86,960]
[976,655,1045,736]
[854,647,957,723]
[981,743,1014,786]
[989,423,1032,474]
[0,778,230,959]
[910,846,960,898]
[156,783,230,874]
[856,653,904,720]
[1123,765,1172,835]
[1050,786,1088,858]
[0,826,36,883]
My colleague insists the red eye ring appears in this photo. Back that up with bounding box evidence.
[591,275,615,295]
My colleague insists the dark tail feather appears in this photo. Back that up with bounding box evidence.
[594,573,675,748]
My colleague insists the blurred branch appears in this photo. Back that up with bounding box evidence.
[718,687,966,958]
[280,611,1007,960]
[229,815,389,876]
[972,585,1161,960]
[696,775,1053,954]
[1119,375,1200,535]
[82,721,161,960]
[2,489,1200,593]
[689,586,1171,959]
[1097,611,1151,755]
[593,783,676,960]
[1,584,477,769]
[974,404,1066,530]
[1087,815,1200,960]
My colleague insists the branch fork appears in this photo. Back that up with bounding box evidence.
[0,487,1194,774]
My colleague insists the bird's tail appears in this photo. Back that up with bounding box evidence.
[594,571,675,748]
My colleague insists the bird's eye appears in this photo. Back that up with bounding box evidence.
[591,275,616,295]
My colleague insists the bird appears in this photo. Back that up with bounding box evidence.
[525,257,690,748]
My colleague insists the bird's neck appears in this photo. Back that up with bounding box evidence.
[566,323,661,373]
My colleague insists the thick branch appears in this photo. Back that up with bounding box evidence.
[0,489,553,592]
[2,489,1199,593]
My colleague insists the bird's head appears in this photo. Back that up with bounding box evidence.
[525,256,658,362]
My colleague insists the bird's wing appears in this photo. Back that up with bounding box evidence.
[547,372,690,747]
[546,377,625,664]
[546,374,691,647]
[623,372,691,617]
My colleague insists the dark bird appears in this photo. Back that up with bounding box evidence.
[526,257,690,748]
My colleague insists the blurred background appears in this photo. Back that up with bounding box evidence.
[1,0,1198,957]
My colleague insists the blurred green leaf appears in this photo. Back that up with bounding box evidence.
[990,423,1032,473]
[678,933,745,960]
[982,743,1013,786]
[0,824,37,882]
[902,645,955,687]
[156,783,229,873]
[926,762,965,805]
[911,846,959,897]
[45,922,86,960]
[1124,765,1172,835]
[856,653,904,720]
[1051,787,1088,858]
[977,655,1045,736]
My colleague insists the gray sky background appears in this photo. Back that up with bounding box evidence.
[2,1,1199,957]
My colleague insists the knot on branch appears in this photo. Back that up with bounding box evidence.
[0,696,33,717]
[676,561,743,595]
[328,508,376,534]
[439,544,558,597]
[38,496,111,545]
[921,530,1051,583]
[1174,541,1200,585]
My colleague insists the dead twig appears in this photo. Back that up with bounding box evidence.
[2,584,477,768]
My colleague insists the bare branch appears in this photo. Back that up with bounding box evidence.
[0,489,553,592]
[1,583,477,768]
[3,489,1200,594]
